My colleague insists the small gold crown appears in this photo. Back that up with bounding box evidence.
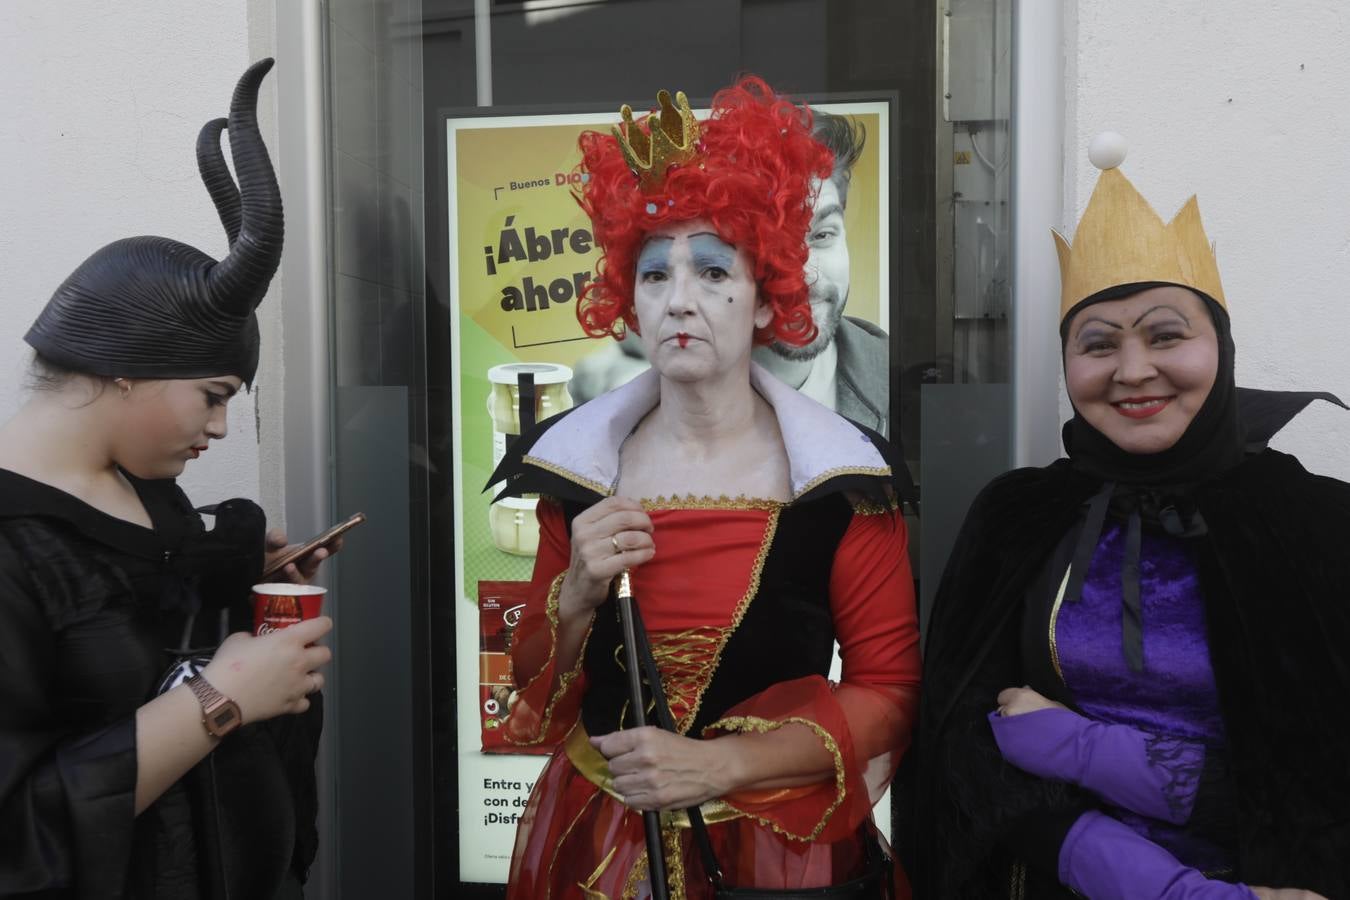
[1053,144,1225,321]
[612,89,701,193]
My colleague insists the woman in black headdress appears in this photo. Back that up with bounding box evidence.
[904,140,1350,900]
[0,60,333,899]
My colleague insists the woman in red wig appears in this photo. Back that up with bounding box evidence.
[489,77,920,898]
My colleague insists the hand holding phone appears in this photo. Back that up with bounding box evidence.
[263,512,366,580]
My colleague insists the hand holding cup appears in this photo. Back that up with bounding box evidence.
[203,615,333,724]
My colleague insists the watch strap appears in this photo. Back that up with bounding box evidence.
[186,673,242,736]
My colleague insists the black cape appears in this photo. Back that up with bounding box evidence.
[0,472,320,899]
[902,449,1350,899]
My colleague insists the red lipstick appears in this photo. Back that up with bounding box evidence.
[1112,396,1172,419]
[676,333,690,348]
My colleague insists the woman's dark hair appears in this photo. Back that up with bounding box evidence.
[26,352,111,397]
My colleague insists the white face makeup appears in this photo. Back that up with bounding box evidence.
[1064,286,1219,455]
[769,175,850,361]
[110,376,240,479]
[633,219,770,384]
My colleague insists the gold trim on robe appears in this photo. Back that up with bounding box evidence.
[506,571,594,746]
[704,714,848,842]
[1048,565,1072,684]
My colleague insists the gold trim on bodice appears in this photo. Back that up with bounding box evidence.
[675,507,781,731]
[647,625,728,731]
[606,506,780,734]
[639,494,787,512]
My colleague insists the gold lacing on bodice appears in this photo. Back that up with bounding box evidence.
[647,626,727,733]
[627,507,782,734]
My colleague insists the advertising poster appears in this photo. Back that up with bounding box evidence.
[448,99,892,885]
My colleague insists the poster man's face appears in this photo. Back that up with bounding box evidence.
[771,175,851,361]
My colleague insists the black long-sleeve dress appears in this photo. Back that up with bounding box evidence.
[0,470,321,900]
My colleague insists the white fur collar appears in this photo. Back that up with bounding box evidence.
[525,362,890,499]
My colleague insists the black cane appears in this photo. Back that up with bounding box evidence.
[616,570,670,900]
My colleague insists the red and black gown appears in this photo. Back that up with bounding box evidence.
[488,365,921,899]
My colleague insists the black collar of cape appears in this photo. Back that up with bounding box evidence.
[921,446,1350,892]
[486,362,910,507]
[0,468,193,560]
[1237,386,1347,450]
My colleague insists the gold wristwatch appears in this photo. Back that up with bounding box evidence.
[185,674,242,738]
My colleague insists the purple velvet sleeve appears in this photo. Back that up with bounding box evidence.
[990,708,1205,824]
[1059,811,1255,899]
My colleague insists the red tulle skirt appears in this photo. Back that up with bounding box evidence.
[506,743,904,899]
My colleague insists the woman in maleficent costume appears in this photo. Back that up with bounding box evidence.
[489,79,921,898]
[903,137,1350,900]
[0,60,335,898]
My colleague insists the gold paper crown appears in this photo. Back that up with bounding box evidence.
[1053,138,1226,322]
[612,89,701,193]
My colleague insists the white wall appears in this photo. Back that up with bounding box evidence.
[1064,0,1350,480]
[0,2,286,515]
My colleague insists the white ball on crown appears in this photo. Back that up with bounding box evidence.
[1088,131,1128,171]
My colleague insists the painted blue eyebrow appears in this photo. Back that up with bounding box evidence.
[688,233,736,270]
[636,238,673,272]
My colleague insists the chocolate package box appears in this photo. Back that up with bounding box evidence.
[478,580,554,754]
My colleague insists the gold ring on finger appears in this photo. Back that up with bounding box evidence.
[611,534,621,555]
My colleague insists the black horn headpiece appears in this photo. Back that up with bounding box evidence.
[25,59,284,386]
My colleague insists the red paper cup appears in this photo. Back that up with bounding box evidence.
[252,583,326,636]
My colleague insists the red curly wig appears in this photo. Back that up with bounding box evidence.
[574,76,833,346]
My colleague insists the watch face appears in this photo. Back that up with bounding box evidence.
[207,703,241,735]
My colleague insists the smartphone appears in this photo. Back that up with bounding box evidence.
[262,512,367,580]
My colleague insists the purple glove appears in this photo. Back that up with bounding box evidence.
[1059,811,1255,899]
[989,708,1204,824]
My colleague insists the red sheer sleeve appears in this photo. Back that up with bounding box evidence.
[504,498,591,747]
[704,500,921,841]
